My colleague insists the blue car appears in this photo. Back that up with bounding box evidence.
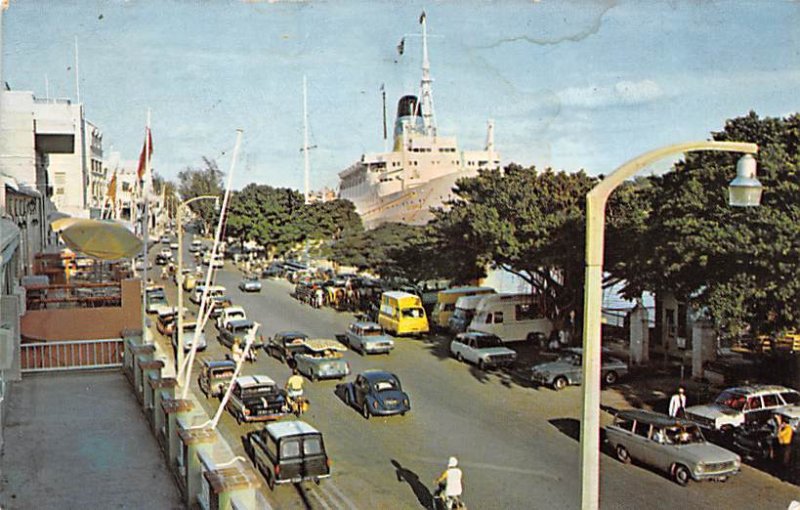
[340,370,410,419]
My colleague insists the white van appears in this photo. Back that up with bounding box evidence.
[191,285,226,305]
[468,293,553,343]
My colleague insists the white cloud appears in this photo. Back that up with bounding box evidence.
[558,79,664,109]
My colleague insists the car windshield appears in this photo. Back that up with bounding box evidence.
[401,307,425,319]
[714,391,747,410]
[374,379,399,392]
[474,335,503,348]
[663,424,704,445]
[558,353,581,364]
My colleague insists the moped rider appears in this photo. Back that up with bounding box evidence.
[434,456,464,509]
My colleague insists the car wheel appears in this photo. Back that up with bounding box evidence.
[603,371,618,385]
[615,445,630,464]
[553,376,568,391]
[310,372,318,382]
[344,391,351,406]
[672,464,691,486]
[456,352,463,363]
[266,469,275,490]
[235,412,242,425]
[362,403,370,420]
[478,359,486,371]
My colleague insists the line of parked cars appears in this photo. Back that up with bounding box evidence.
[605,384,800,486]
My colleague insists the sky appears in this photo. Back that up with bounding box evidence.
[3,0,799,192]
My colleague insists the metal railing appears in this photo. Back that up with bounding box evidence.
[21,338,124,373]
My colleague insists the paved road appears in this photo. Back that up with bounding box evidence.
[151,247,800,509]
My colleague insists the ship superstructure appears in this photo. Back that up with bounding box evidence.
[338,13,500,229]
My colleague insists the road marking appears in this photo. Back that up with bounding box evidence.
[409,456,561,481]
[322,481,360,510]
[306,485,334,510]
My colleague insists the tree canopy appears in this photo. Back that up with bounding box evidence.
[224,184,363,258]
[616,112,800,334]
[177,157,223,234]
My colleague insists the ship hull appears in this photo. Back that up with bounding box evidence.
[347,168,480,230]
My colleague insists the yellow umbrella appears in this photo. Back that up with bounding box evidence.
[50,216,83,233]
[59,219,143,260]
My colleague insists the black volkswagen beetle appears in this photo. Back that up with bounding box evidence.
[338,370,410,419]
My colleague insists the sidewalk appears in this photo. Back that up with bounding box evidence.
[0,371,182,510]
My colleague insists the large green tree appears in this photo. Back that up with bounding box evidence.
[225,184,306,256]
[177,157,223,234]
[433,165,599,326]
[612,112,800,335]
[330,222,436,285]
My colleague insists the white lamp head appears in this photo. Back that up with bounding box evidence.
[728,154,762,207]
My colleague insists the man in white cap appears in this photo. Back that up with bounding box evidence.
[435,456,464,509]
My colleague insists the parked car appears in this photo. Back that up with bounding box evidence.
[159,235,170,244]
[171,321,207,352]
[244,420,331,490]
[156,307,178,336]
[216,305,247,330]
[606,409,741,485]
[197,359,236,398]
[344,321,394,355]
[261,262,284,278]
[189,239,203,253]
[238,275,262,293]
[145,290,169,314]
[450,332,517,370]
[732,404,800,460]
[294,339,350,381]
[218,319,263,350]
[226,375,288,423]
[530,347,627,390]
[208,295,234,319]
[338,370,410,419]
[685,384,800,433]
[265,331,310,366]
[169,241,179,250]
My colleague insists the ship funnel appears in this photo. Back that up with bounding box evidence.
[394,95,424,144]
[485,120,495,152]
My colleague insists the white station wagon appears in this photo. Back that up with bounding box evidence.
[449,332,517,370]
[685,384,800,432]
[606,409,741,486]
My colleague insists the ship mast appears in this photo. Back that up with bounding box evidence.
[418,11,436,136]
[302,75,311,205]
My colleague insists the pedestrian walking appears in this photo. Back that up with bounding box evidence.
[668,386,687,418]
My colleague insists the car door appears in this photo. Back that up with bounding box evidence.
[354,375,368,410]
[744,396,767,426]
[624,420,652,465]
[568,355,583,385]
[351,327,363,351]
[465,338,479,364]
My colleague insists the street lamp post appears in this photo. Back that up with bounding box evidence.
[176,195,219,379]
[579,141,761,510]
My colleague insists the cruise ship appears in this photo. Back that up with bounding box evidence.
[338,13,501,230]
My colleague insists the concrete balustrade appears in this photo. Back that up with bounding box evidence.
[150,376,177,436]
[122,315,265,509]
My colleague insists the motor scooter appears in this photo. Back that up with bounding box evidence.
[432,482,466,510]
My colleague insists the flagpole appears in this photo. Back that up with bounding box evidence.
[141,109,151,344]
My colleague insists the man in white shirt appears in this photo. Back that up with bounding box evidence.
[669,386,687,418]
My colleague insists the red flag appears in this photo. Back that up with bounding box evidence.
[136,128,153,181]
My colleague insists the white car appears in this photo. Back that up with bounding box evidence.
[686,384,800,432]
[449,332,517,370]
[216,305,247,330]
[169,241,179,250]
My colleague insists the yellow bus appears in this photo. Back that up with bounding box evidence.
[378,291,429,336]
[430,286,495,331]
